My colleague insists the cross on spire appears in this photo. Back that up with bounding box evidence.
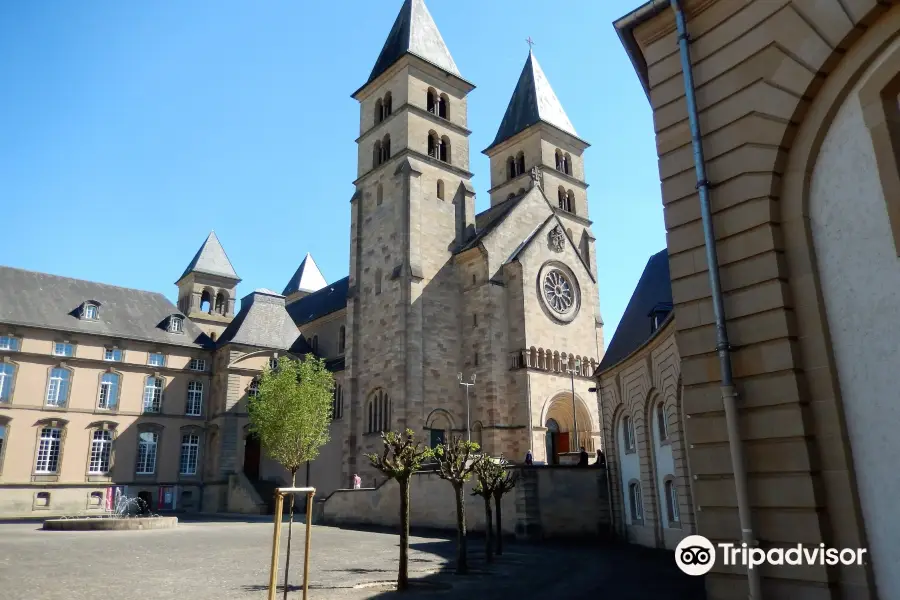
[526,36,535,51]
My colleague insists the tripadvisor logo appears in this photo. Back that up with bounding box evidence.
[675,535,868,576]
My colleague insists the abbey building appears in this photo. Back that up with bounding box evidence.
[0,0,604,516]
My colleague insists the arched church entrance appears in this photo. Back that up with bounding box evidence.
[542,394,595,464]
[243,433,261,481]
[545,418,565,465]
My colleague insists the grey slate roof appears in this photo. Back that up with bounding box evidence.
[362,0,463,90]
[598,249,673,371]
[0,266,212,348]
[178,232,240,282]
[455,191,529,254]
[282,253,327,296]
[216,289,301,350]
[486,51,580,152]
[286,277,350,326]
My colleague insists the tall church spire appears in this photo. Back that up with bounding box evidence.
[363,0,462,87]
[486,51,580,152]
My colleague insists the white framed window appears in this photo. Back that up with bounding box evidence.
[179,433,199,475]
[46,368,71,407]
[135,431,158,474]
[0,363,14,403]
[143,377,162,413]
[88,430,112,474]
[248,379,259,397]
[97,372,120,410]
[103,348,122,362]
[35,427,62,473]
[83,304,98,320]
[186,381,203,416]
[148,352,165,367]
[52,342,74,357]
[168,316,183,334]
[0,336,18,351]
[666,479,680,523]
[629,481,643,521]
[188,358,206,372]
[268,357,278,370]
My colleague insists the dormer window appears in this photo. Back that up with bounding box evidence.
[648,302,674,334]
[168,315,184,334]
[81,301,100,321]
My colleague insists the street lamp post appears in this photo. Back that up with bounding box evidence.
[566,358,582,450]
[457,373,476,442]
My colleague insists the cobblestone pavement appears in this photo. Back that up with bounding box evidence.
[0,519,705,599]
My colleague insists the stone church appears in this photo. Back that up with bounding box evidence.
[0,0,604,517]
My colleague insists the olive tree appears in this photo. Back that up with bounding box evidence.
[366,429,433,591]
[247,354,334,600]
[434,437,483,574]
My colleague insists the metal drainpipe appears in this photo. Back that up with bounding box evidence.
[670,1,761,598]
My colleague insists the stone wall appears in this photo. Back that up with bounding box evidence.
[321,466,611,540]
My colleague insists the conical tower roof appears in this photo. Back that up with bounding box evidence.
[362,0,463,90]
[282,253,327,296]
[486,51,581,152]
[178,231,240,282]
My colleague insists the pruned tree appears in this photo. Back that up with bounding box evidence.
[434,437,483,574]
[471,457,504,563]
[366,429,433,591]
[491,459,519,556]
[248,354,334,600]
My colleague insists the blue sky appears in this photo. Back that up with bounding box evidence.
[0,0,664,346]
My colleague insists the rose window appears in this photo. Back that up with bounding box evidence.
[542,269,574,314]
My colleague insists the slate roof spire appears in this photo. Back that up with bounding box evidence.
[282,253,328,297]
[486,50,580,152]
[178,231,240,283]
[362,0,463,90]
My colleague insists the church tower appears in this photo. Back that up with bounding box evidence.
[344,0,475,482]
[175,231,241,341]
[483,50,597,277]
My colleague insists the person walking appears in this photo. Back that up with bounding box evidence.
[524,449,534,465]
[352,474,361,489]
[578,446,589,467]
[595,449,606,468]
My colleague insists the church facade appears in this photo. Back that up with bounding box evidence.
[0,0,605,517]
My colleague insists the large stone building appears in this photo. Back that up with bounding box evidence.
[601,0,900,598]
[0,0,605,517]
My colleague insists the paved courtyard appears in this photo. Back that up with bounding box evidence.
[0,518,705,599]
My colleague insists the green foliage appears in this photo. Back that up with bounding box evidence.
[492,457,519,497]
[366,429,433,481]
[472,456,504,498]
[247,354,334,474]
[434,436,483,486]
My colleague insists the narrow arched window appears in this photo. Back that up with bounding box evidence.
[436,179,445,200]
[623,416,635,451]
[567,190,576,214]
[376,183,383,206]
[200,290,211,313]
[373,140,382,168]
[666,479,680,522]
[440,136,450,163]
[428,132,438,159]
[375,269,382,295]
[338,326,346,353]
[438,94,449,119]
[657,402,668,440]
[507,157,516,180]
[427,89,436,114]
[629,481,643,521]
[555,149,563,171]
[374,98,383,125]
[516,152,525,175]
[558,187,567,210]
[383,92,392,117]
[564,153,572,175]
[381,134,391,162]
[215,292,225,315]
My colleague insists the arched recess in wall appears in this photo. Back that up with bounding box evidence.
[778,13,900,594]
[540,392,594,454]
[426,408,454,447]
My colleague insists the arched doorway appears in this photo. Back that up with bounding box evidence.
[426,410,453,449]
[545,418,567,465]
[243,433,261,481]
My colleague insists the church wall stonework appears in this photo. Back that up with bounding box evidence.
[618,1,900,596]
